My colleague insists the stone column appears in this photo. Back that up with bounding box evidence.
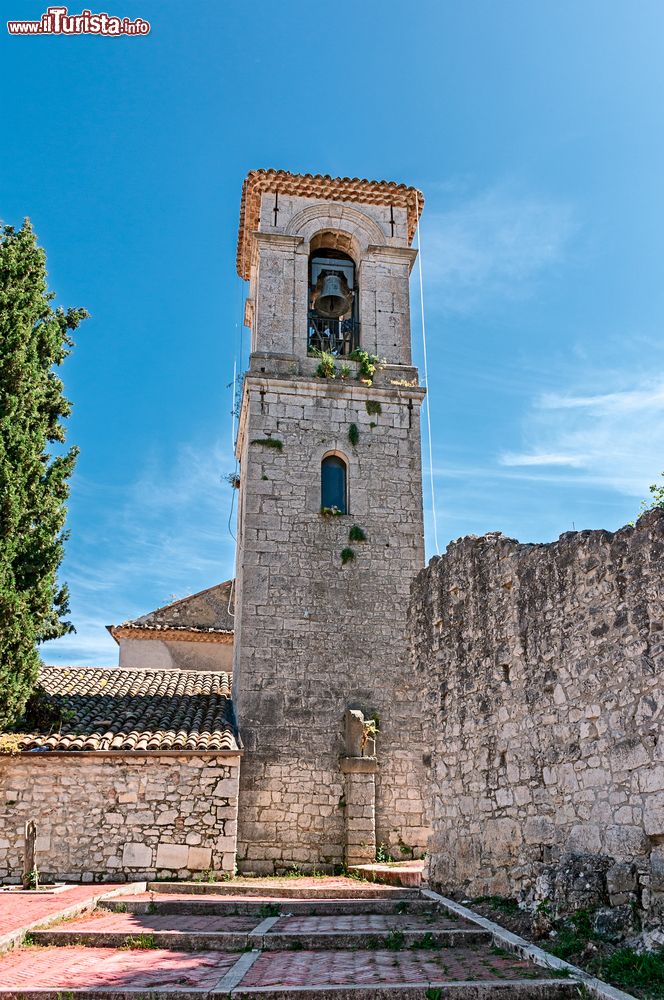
[341,709,378,866]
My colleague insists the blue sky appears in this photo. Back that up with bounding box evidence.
[1,0,663,664]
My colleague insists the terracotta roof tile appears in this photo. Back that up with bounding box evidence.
[9,665,238,754]
[237,169,424,279]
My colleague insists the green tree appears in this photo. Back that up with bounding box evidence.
[0,220,87,728]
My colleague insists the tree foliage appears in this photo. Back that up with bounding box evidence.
[0,220,87,728]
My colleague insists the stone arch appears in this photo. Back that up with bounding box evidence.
[285,203,386,256]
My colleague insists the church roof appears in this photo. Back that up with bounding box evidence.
[236,169,424,279]
[9,665,238,754]
[108,580,235,643]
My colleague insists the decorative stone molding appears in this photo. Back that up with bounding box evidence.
[365,245,419,272]
[285,203,386,257]
[253,232,304,253]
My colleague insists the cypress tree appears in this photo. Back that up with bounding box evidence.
[0,220,87,728]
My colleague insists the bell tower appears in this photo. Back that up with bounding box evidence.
[233,170,430,872]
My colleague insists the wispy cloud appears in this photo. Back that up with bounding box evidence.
[499,452,588,468]
[42,436,237,665]
[420,184,576,313]
[497,375,664,496]
[540,384,664,414]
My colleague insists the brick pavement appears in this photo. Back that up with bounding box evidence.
[37,910,259,933]
[268,912,472,933]
[0,884,124,942]
[240,948,554,988]
[0,945,236,990]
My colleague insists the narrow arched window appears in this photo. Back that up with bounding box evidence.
[321,455,347,514]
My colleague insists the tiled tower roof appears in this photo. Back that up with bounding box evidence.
[236,169,424,279]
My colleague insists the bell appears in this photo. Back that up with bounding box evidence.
[314,271,353,319]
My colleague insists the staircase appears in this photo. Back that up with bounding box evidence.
[0,877,591,997]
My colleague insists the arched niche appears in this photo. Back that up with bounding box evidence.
[320,451,349,514]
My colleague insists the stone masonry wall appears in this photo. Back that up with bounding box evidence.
[409,510,664,922]
[0,753,240,883]
[233,375,431,871]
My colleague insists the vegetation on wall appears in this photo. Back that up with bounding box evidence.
[250,437,283,451]
[348,423,359,447]
[320,505,343,517]
[312,349,337,379]
[340,547,355,565]
[0,220,87,729]
[348,350,382,385]
[638,471,664,518]
[349,525,367,543]
[312,349,384,387]
[365,400,382,416]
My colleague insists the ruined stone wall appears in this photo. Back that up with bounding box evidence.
[409,510,664,921]
[0,753,240,883]
[233,374,431,872]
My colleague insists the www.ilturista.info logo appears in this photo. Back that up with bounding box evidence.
[7,6,150,35]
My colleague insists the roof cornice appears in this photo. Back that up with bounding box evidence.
[107,625,233,645]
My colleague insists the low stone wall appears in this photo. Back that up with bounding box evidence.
[409,509,664,924]
[0,753,240,883]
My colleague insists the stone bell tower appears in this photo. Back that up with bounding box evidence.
[232,170,430,872]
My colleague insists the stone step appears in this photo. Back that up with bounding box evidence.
[347,861,424,889]
[31,926,492,951]
[30,908,490,952]
[229,986,579,999]
[0,942,580,998]
[101,893,437,916]
[147,880,420,899]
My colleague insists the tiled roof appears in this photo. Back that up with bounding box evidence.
[10,665,238,754]
[237,169,424,279]
[110,580,235,640]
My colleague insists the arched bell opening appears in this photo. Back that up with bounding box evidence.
[308,244,359,358]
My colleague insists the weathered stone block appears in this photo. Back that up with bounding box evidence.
[122,842,153,868]
[644,792,664,836]
[187,847,212,870]
[213,779,237,798]
[155,843,189,869]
